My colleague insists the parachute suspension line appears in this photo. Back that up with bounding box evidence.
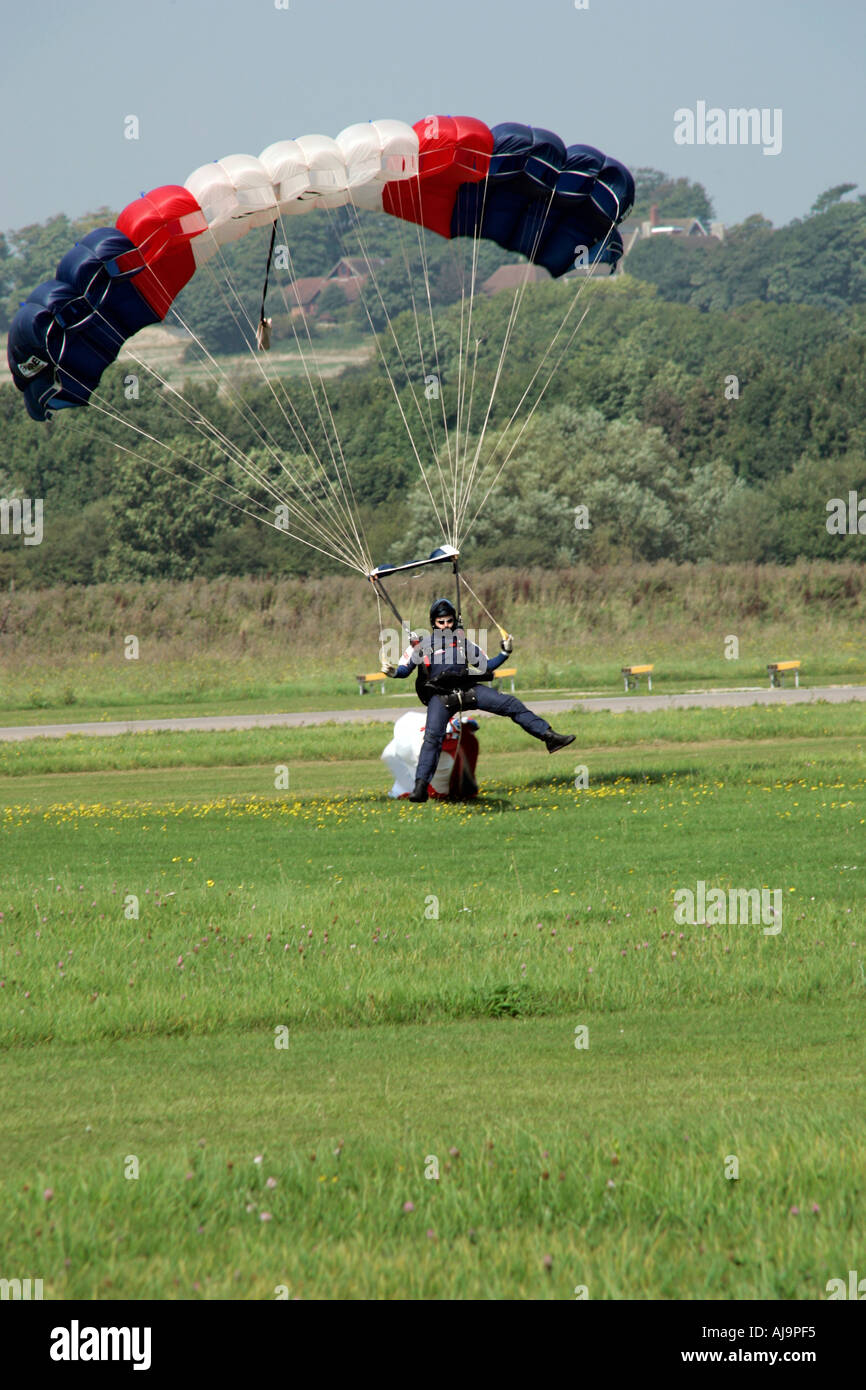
[390,193,468,541]
[320,204,450,545]
[457,571,508,642]
[72,255,365,567]
[78,370,362,569]
[460,225,616,544]
[186,244,371,569]
[256,220,278,350]
[202,237,357,539]
[159,256,365,561]
[115,344,362,567]
[121,266,366,568]
[455,194,609,545]
[451,162,490,531]
[63,415,368,573]
[209,238,359,535]
[454,184,561,542]
[326,200,451,529]
[61,389,367,573]
[332,200,442,469]
[407,184,458,528]
[452,161,493,540]
[371,582,394,672]
[270,219,373,571]
[268,220,368,546]
[459,336,483,533]
[390,205,449,507]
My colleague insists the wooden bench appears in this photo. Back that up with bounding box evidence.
[622,664,653,692]
[768,660,800,689]
[491,666,517,692]
[356,671,388,695]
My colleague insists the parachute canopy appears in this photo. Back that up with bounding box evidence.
[8,115,633,421]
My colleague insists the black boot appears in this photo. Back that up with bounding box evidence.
[544,730,575,755]
[408,778,429,802]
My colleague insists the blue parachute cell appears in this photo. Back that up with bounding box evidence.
[7,227,159,421]
[449,124,633,278]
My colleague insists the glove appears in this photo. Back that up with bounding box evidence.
[500,633,514,655]
[381,661,398,678]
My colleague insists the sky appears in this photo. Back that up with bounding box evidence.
[1,0,864,233]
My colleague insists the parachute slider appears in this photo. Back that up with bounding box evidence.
[369,544,458,580]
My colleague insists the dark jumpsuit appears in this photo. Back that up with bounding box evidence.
[393,630,553,786]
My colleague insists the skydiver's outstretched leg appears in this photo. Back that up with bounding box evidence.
[473,685,575,752]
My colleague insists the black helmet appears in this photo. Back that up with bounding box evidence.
[429,596,458,625]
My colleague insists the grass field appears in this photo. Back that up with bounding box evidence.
[1,700,864,1299]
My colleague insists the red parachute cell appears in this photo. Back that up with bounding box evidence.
[115,186,207,318]
[382,116,493,239]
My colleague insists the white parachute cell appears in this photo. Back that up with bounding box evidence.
[186,155,278,266]
[188,121,420,264]
[293,135,351,210]
[337,120,419,211]
[259,140,316,215]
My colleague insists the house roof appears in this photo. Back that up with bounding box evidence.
[282,274,368,310]
[330,277,364,303]
[649,217,710,235]
[284,276,328,307]
[619,224,643,256]
[329,256,379,276]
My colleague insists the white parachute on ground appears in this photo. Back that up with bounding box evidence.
[382,710,475,798]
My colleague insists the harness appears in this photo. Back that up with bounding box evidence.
[416,630,495,712]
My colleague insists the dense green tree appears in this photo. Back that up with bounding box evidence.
[627,199,866,315]
[1,209,118,327]
[630,168,715,225]
[810,184,857,216]
[101,438,232,580]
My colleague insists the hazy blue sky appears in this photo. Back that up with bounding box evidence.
[2,0,863,231]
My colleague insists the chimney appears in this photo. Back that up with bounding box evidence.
[650,203,660,228]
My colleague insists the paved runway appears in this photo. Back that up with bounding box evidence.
[1,684,864,742]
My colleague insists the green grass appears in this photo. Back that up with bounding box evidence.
[2,1007,863,1300]
[1,704,864,1297]
[2,699,864,777]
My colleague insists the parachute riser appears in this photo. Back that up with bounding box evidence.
[453,558,463,630]
[370,574,404,630]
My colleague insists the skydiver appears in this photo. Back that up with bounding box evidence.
[382,597,575,802]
